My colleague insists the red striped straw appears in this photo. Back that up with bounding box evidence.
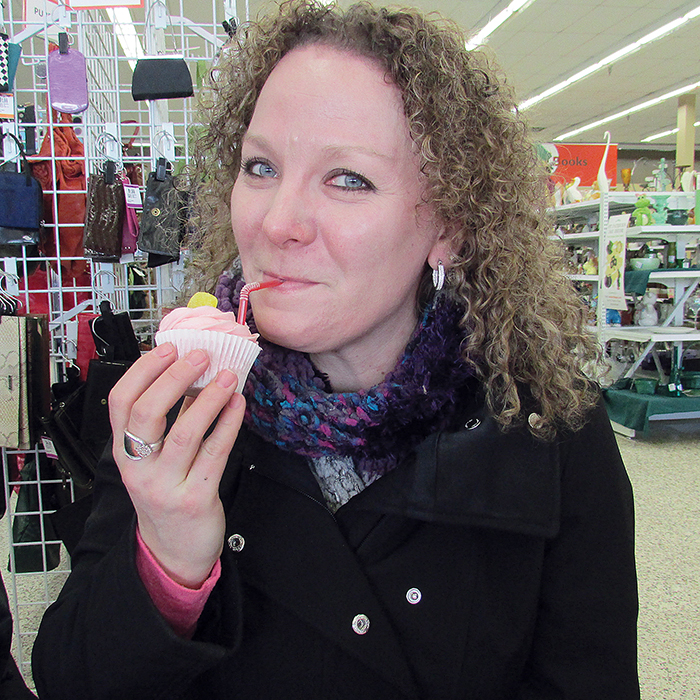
[237,279,283,325]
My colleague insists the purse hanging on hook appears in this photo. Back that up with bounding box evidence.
[47,33,89,114]
[131,55,193,101]
[0,131,44,243]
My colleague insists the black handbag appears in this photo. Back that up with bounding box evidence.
[131,56,193,101]
[40,301,140,489]
[0,132,44,234]
[90,299,141,363]
[41,359,130,490]
[10,455,68,573]
[40,366,96,489]
[137,159,188,265]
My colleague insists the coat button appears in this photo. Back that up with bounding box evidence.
[351,614,370,635]
[528,412,543,429]
[227,534,245,552]
[464,418,481,430]
[406,588,422,604]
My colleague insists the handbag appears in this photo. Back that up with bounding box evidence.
[41,359,129,489]
[0,132,44,232]
[47,34,89,114]
[0,33,9,93]
[83,163,126,262]
[0,315,25,450]
[41,301,138,488]
[0,226,41,247]
[0,314,49,450]
[40,365,95,488]
[7,41,21,92]
[138,160,187,265]
[131,56,193,101]
[10,456,67,573]
[90,299,141,363]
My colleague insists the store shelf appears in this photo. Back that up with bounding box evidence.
[602,326,700,343]
[570,274,599,282]
[604,387,700,437]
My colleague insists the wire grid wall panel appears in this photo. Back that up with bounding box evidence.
[1,0,230,687]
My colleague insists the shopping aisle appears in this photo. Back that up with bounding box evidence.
[616,424,700,700]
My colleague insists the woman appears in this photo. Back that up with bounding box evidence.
[32,2,639,699]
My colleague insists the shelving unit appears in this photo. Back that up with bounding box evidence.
[552,191,700,436]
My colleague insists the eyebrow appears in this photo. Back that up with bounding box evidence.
[242,133,395,162]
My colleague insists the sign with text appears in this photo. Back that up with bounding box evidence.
[600,213,630,312]
[23,0,60,26]
[66,0,143,7]
[538,142,618,187]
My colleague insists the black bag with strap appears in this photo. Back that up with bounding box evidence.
[0,132,44,244]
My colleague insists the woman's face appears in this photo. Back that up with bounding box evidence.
[231,44,448,379]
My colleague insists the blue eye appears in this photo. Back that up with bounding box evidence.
[327,170,374,192]
[242,158,277,178]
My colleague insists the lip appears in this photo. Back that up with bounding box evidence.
[262,272,318,287]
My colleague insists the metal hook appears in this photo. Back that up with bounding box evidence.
[94,131,124,170]
[152,128,176,163]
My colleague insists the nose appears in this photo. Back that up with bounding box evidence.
[261,181,317,249]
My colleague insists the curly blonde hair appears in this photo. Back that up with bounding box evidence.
[187,0,601,439]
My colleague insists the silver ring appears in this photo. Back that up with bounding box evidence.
[123,430,165,461]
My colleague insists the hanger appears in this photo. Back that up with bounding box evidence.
[152,128,176,165]
[0,272,23,316]
[94,131,124,175]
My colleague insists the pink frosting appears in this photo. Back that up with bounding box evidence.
[158,306,258,340]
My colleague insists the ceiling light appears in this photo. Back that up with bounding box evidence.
[642,120,700,143]
[519,3,700,111]
[465,0,535,51]
[106,7,144,72]
[553,81,700,141]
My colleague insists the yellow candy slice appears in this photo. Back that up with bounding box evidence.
[187,292,218,308]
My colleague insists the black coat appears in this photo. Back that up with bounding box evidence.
[32,393,639,700]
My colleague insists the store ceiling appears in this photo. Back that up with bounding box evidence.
[215,0,700,150]
[11,0,696,151]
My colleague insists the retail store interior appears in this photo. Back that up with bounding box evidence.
[1,0,699,697]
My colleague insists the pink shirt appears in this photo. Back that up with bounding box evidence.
[135,529,221,638]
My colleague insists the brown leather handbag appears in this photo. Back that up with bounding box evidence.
[83,165,126,262]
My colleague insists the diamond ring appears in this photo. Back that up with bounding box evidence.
[123,430,165,461]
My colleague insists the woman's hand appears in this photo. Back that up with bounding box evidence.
[108,342,245,588]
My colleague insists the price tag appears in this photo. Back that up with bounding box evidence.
[123,184,142,208]
[41,436,59,461]
[0,94,15,119]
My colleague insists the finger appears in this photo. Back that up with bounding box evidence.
[109,343,179,435]
[188,391,246,484]
[125,349,211,443]
[140,369,240,480]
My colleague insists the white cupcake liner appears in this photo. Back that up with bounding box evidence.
[155,328,261,393]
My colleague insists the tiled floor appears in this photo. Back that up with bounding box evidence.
[616,421,700,700]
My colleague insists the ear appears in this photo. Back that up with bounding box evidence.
[427,228,458,270]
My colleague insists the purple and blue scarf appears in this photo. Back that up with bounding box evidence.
[215,272,474,479]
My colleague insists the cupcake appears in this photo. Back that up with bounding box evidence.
[155,292,260,393]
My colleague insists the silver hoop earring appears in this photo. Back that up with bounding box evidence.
[432,260,445,291]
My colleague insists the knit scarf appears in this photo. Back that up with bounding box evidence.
[215,272,474,479]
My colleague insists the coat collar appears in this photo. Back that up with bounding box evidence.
[345,405,562,538]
